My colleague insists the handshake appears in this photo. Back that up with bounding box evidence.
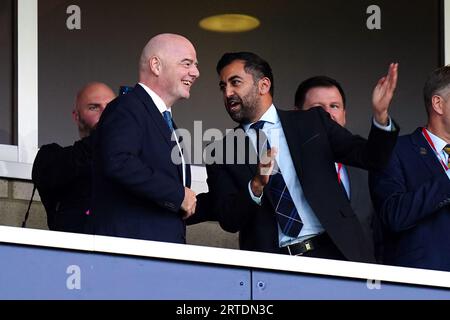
[181,187,197,220]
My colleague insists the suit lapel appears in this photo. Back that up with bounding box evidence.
[411,128,445,176]
[172,120,186,184]
[133,84,184,183]
[277,109,309,180]
[133,84,177,149]
[185,163,191,188]
[347,166,356,202]
[348,166,366,205]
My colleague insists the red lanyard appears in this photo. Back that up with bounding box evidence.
[422,127,449,171]
[337,163,343,184]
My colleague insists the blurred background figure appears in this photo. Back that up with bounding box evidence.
[32,82,115,233]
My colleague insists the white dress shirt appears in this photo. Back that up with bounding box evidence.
[244,105,325,247]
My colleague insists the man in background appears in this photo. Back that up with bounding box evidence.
[370,65,450,271]
[32,82,115,233]
[294,75,396,261]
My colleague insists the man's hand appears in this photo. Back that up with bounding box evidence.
[250,147,278,197]
[181,187,197,220]
[372,63,399,125]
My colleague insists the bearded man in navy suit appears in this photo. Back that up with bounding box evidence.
[206,52,399,262]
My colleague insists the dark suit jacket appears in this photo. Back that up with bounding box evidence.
[88,84,191,243]
[345,166,377,261]
[32,137,92,233]
[206,108,398,263]
[369,128,450,271]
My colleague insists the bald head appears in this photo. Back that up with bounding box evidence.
[138,33,199,107]
[139,34,194,73]
[73,82,116,138]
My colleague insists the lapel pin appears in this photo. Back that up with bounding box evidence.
[420,147,427,156]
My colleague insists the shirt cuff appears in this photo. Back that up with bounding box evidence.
[248,181,263,206]
[373,116,394,131]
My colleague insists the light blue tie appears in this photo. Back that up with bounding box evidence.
[162,111,174,132]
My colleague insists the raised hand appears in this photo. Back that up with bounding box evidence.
[372,63,399,125]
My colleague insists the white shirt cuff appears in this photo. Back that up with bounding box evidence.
[373,116,394,131]
[248,181,263,206]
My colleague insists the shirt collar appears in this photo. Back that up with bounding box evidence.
[242,104,278,132]
[138,83,171,115]
[425,128,448,153]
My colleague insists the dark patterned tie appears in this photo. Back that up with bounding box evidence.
[251,121,303,238]
[162,111,174,132]
[444,145,450,167]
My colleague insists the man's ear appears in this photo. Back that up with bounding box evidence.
[72,109,79,124]
[431,95,445,115]
[258,77,271,95]
[149,56,162,76]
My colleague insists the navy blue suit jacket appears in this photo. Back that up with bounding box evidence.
[88,84,190,243]
[370,128,450,271]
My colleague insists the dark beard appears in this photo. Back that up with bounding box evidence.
[227,89,259,124]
